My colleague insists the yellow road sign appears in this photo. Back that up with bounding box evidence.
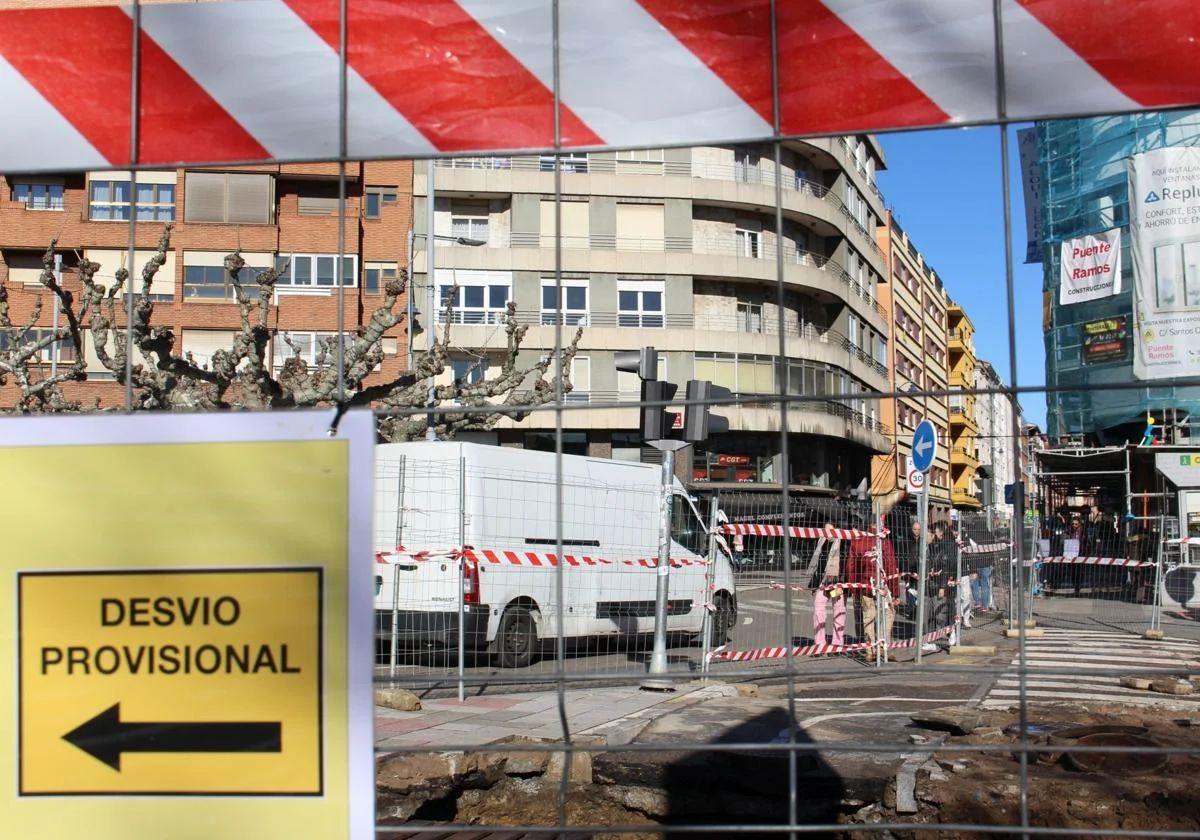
[20,568,322,794]
[1,411,375,840]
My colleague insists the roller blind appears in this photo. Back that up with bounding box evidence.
[86,249,176,297]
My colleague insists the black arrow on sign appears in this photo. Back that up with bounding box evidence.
[63,703,282,771]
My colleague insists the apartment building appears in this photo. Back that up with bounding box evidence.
[411,138,892,496]
[974,359,1021,517]
[948,302,981,509]
[0,162,412,405]
[871,212,952,515]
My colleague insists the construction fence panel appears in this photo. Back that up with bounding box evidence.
[954,511,1015,633]
[1030,510,1158,637]
[374,453,726,686]
[705,492,964,671]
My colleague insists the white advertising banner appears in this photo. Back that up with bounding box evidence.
[1059,228,1121,304]
[1129,147,1200,380]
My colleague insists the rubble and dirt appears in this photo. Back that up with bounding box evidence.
[377,690,1200,838]
[842,704,1200,839]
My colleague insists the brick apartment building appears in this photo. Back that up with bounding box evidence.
[0,161,412,406]
[871,211,952,515]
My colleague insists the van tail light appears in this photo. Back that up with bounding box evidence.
[462,560,481,606]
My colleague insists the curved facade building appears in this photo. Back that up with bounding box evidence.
[1040,110,1200,441]
[413,139,892,496]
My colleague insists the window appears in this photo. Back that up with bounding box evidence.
[449,201,489,242]
[89,177,175,221]
[364,186,398,219]
[617,279,664,327]
[670,495,707,555]
[695,352,773,394]
[615,148,664,174]
[88,248,176,301]
[0,328,76,364]
[539,199,590,248]
[363,262,397,294]
[734,150,761,182]
[294,180,340,215]
[183,251,270,301]
[12,181,64,211]
[436,271,510,324]
[735,222,761,258]
[737,302,763,333]
[615,203,664,251]
[539,153,588,173]
[541,278,588,325]
[450,355,488,386]
[275,254,357,288]
[273,331,353,371]
[847,316,859,349]
[568,356,590,403]
[181,329,237,369]
[184,172,273,224]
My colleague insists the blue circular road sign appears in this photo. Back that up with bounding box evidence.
[911,419,937,473]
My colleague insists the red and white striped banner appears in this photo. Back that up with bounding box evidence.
[1035,556,1153,567]
[1,1,1196,170]
[375,547,709,569]
[722,524,882,540]
[707,618,959,663]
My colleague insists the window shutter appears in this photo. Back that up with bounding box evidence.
[184,172,225,222]
[298,195,339,215]
[181,329,237,368]
[226,173,272,224]
[615,203,664,248]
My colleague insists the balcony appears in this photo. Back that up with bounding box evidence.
[948,328,975,357]
[952,487,983,509]
[949,405,979,433]
[692,313,888,378]
[951,446,980,470]
[424,154,887,272]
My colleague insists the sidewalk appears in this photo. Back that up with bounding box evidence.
[376,683,731,751]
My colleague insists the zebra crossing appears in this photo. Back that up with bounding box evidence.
[982,628,1200,710]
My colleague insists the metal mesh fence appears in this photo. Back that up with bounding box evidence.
[8,4,1200,838]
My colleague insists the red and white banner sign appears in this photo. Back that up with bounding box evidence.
[1059,228,1122,305]
[0,1,1197,170]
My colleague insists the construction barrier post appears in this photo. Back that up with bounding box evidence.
[700,493,721,678]
[1148,517,1166,639]
[457,455,466,704]
[389,568,400,680]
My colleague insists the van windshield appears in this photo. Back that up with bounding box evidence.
[670,495,708,556]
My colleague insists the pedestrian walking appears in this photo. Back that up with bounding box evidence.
[809,521,845,646]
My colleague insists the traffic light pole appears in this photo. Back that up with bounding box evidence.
[642,439,689,691]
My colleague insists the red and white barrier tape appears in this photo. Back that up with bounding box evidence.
[1035,556,1153,567]
[960,542,1010,554]
[376,547,709,569]
[707,619,961,663]
[722,524,886,540]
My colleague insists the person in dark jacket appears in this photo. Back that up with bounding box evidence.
[927,520,957,641]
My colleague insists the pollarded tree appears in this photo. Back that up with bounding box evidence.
[6,225,583,440]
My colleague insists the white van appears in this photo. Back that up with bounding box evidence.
[373,442,737,667]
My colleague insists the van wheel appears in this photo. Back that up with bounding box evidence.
[496,606,538,668]
[710,594,736,646]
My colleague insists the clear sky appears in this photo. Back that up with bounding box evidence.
[876,125,1047,427]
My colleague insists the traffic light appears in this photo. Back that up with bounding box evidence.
[683,380,731,443]
[641,379,677,442]
[614,347,658,381]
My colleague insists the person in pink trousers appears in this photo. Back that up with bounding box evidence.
[809,520,845,646]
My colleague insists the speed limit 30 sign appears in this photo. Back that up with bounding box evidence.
[906,468,928,494]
